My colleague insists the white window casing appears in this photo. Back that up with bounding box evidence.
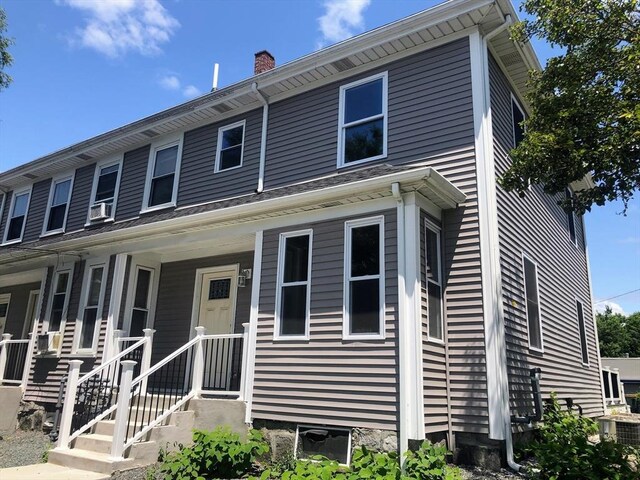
[522,253,544,352]
[274,229,313,340]
[0,293,11,335]
[42,174,74,236]
[87,157,123,224]
[425,220,444,343]
[511,93,526,149]
[343,215,385,340]
[2,186,32,245]
[576,299,589,366]
[215,120,246,172]
[74,258,108,354]
[337,72,388,168]
[141,133,184,213]
[44,265,74,338]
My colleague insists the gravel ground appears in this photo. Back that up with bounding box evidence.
[0,430,52,468]
[459,465,525,479]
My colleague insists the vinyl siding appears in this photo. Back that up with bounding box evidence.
[179,109,262,205]
[151,252,254,364]
[115,145,150,221]
[23,179,51,242]
[66,163,96,232]
[24,256,115,405]
[489,55,603,418]
[0,282,41,338]
[253,210,399,431]
[265,37,473,188]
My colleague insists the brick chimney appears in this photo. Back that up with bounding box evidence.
[254,50,275,75]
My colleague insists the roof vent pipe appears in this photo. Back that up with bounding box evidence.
[211,63,220,91]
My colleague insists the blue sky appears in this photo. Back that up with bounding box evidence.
[0,0,638,313]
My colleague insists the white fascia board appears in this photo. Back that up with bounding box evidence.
[0,166,466,263]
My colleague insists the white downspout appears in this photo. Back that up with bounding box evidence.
[392,182,409,458]
[251,82,269,193]
[481,12,522,473]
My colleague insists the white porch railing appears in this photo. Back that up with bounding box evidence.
[0,333,34,388]
[56,329,155,450]
[110,324,249,460]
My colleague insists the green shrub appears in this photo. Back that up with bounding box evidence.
[403,441,462,480]
[350,446,401,479]
[529,393,637,480]
[159,427,268,479]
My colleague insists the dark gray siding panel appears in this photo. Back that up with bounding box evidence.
[179,109,262,205]
[253,210,399,431]
[66,164,96,232]
[265,38,473,189]
[23,179,52,242]
[152,252,254,364]
[0,282,41,338]
[490,55,603,418]
[115,145,150,221]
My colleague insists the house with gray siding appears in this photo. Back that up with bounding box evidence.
[0,0,604,472]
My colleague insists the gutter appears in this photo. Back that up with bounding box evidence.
[251,83,269,194]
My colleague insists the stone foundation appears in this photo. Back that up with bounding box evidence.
[452,432,505,470]
[17,401,48,431]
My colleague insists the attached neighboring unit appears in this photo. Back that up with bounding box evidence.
[0,0,604,475]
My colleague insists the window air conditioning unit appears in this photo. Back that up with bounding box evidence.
[89,202,111,221]
[37,332,62,353]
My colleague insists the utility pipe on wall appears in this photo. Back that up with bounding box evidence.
[252,82,269,193]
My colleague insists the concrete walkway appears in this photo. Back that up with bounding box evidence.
[0,463,109,479]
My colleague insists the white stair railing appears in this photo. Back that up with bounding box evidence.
[56,329,155,450]
[110,325,250,459]
[0,333,33,388]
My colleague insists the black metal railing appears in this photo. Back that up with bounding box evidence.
[2,340,30,383]
[201,336,244,392]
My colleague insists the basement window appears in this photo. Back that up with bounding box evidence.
[296,425,351,465]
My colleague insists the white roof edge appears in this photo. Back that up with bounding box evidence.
[0,0,500,185]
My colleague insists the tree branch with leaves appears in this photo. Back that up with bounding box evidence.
[0,6,14,91]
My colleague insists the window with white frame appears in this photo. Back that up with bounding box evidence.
[47,269,72,332]
[144,138,182,210]
[512,97,525,148]
[44,177,73,234]
[215,121,245,172]
[338,72,387,167]
[0,293,11,335]
[576,299,589,365]
[89,161,121,221]
[523,255,543,351]
[565,188,577,245]
[76,261,107,352]
[129,267,153,337]
[275,231,312,338]
[4,189,31,243]
[344,217,384,338]
[425,223,443,341]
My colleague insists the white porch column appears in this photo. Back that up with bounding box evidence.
[139,328,155,394]
[103,254,129,362]
[244,230,263,424]
[0,334,11,383]
[56,359,83,450]
[191,326,205,397]
[110,360,136,460]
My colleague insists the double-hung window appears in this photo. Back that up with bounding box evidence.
[343,216,385,339]
[576,299,589,365]
[425,223,444,341]
[523,254,543,351]
[76,260,107,353]
[143,136,183,211]
[89,160,121,222]
[3,188,31,243]
[565,188,577,245]
[338,72,388,167]
[43,176,73,235]
[47,269,72,333]
[512,96,525,148]
[129,267,153,337]
[215,121,245,172]
[275,231,312,339]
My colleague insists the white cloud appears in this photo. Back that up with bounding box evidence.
[58,0,179,58]
[595,301,626,315]
[158,74,180,90]
[182,85,201,98]
[618,236,640,244]
[317,0,371,47]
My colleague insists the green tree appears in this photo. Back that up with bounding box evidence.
[500,0,640,214]
[0,6,14,91]
[597,308,640,357]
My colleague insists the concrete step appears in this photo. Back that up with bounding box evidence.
[48,448,134,475]
[73,434,114,455]
[0,463,109,480]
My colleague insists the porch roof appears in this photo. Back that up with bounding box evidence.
[0,163,465,269]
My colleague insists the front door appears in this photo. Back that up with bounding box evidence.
[196,266,238,390]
